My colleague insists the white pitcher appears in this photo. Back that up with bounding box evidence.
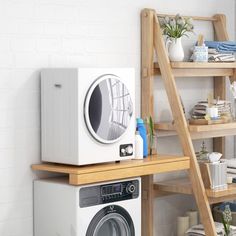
[166,37,184,62]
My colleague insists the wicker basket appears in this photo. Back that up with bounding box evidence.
[213,204,236,226]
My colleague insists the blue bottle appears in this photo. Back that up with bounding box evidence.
[136,118,148,157]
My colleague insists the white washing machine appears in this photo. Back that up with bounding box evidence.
[41,68,135,165]
[34,177,141,236]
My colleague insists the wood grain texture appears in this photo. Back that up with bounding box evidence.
[32,155,190,185]
[141,9,155,119]
[142,175,154,236]
[156,122,236,132]
[213,14,229,41]
[155,62,236,69]
[153,12,216,235]
[157,13,217,22]
[213,14,229,156]
[141,9,155,236]
[230,69,236,83]
[154,62,235,77]
[154,178,192,195]
[155,122,236,140]
[68,160,189,185]
[154,179,236,204]
[199,163,212,189]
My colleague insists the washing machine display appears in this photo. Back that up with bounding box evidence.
[79,179,139,207]
[34,178,141,236]
[84,74,133,144]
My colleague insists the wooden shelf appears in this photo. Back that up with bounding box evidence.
[155,122,236,139]
[154,178,236,204]
[154,178,192,195]
[153,62,236,77]
[141,9,233,235]
[32,155,190,186]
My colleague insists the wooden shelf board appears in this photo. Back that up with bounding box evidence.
[156,130,177,138]
[154,178,236,204]
[32,155,190,186]
[155,122,236,139]
[154,178,192,195]
[153,62,235,77]
[157,62,236,69]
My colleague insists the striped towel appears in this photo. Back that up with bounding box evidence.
[225,159,236,169]
[186,222,236,235]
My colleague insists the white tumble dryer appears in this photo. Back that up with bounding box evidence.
[34,177,141,236]
[41,68,135,165]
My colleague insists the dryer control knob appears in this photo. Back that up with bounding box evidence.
[126,183,136,193]
[125,145,133,154]
[121,148,126,154]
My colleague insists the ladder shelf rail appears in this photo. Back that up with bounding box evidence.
[141,8,236,236]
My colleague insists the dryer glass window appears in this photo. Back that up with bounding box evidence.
[86,205,135,236]
[94,213,130,236]
[85,75,133,144]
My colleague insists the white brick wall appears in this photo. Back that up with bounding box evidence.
[0,1,234,236]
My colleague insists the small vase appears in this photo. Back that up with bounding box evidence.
[147,134,157,155]
[166,37,184,62]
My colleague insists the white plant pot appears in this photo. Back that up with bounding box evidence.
[166,37,184,62]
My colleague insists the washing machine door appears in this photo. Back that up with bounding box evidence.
[84,74,133,144]
[86,205,135,236]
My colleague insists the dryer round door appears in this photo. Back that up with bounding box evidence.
[84,74,133,144]
[86,205,135,236]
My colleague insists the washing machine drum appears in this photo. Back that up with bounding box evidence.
[84,74,133,144]
[86,205,135,236]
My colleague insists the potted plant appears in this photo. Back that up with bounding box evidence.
[159,14,194,61]
[222,205,233,236]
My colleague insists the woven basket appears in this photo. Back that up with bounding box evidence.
[213,205,236,226]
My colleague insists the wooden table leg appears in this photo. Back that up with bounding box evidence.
[142,175,154,236]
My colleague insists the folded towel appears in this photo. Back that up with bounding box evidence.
[205,41,236,52]
[208,54,235,62]
[227,168,236,174]
[186,222,236,236]
[228,172,236,178]
[225,159,236,169]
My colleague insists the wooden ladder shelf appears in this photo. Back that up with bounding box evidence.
[141,8,236,236]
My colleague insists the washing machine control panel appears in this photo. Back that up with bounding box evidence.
[79,179,139,208]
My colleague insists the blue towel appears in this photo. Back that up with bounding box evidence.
[205,41,236,52]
